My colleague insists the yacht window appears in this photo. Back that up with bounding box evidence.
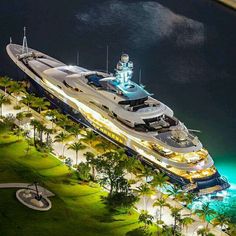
[63,80,72,89]
[118,97,148,106]
[134,124,149,132]
[63,80,82,92]
[58,68,75,75]
[102,105,109,110]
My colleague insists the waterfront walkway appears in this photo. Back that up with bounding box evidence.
[0,89,228,236]
[137,193,228,236]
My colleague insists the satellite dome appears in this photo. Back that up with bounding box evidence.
[121,54,129,63]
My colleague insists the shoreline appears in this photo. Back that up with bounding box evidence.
[0,87,230,236]
[216,0,236,10]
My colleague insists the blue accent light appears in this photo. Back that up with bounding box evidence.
[115,54,133,85]
[87,74,102,87]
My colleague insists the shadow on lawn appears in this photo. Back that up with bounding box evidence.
[11,163,45,183]
[0,140,21,147]
[93,213,125,223]
[62,190,102,200]
[126,227,152,236]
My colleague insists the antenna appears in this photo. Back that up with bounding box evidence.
[139,68,142,85]
[139,68,146,88]
[22,26,29,54]
[76,50,80,66]
[188,129,201,133]
[106,45,109,73]
[9,37,12,44]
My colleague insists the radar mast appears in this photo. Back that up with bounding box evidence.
[115,54,133,84]
[22,26,29,54]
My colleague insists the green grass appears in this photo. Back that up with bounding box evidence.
[0,127,157,236]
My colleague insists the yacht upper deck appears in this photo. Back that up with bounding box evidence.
[7,43,203,153]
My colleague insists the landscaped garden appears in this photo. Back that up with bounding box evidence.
[0,123,155,236]
[0,76,235,236]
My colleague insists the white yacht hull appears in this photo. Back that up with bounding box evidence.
[6,44,230,194]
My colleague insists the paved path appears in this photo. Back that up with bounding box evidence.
[136,192,228,236]
[0,89,229,236]
[0,183,55,197]
[0,90,97,166]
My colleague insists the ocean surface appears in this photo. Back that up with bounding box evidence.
[0,0,236,220]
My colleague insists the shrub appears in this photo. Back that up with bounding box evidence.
[104,192,139,214]
[58,155,66,160]
[13,105,21,110]
[25,112,32,118]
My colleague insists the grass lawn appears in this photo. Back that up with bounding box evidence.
[0,125,157,236]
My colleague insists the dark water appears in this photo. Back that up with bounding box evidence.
[0,0,236,219]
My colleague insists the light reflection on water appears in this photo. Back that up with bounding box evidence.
[190,159,236,222]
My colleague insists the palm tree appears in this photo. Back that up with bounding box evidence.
[0,76,11,95]
[14,126,23,140]
[32,97,50,113]
[44,109,60,129]
[138,210,154,229]
[180,216,194,234]
[68,141,86,165]
[21,93,36,111]
[195,203,216,230]
[197,226,215,236]
[0,94,11,116]
[55,113,73,129]
[161,224,175,236]
[44,127,54,147]
[81,130,97,147]
[54,132,70,158]
[24,134,32,156]
[30,119,45,146]
[30,119,40,145]
[226,221,236,236]
[68,124,82,140]
[29,119,45,146]
[170,207,182,235]
[136,165,153,183]
[181,192,197,208]
[16,112,25,126]
[116,148,129,161]
[84,151,96,180]
[135,183,155,210]
[95,140,109,153]
[36,122,46,145]
[125,156,142,183]
[151,172,169,198]
[8,81,25,106]
[212,213,229,235]
[153,196,170,223]
[166,184,182,206]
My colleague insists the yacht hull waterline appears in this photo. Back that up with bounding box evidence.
[6,43,230,195]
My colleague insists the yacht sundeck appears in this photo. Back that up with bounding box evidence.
[6,31,230,195]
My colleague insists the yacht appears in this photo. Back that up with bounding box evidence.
[6,31,230,195]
